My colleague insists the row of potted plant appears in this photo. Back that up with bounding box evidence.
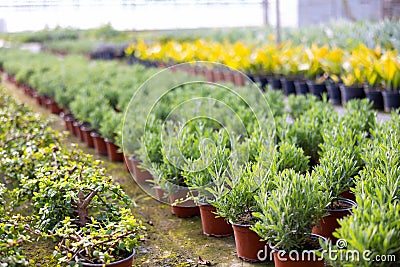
[125,40,400,111]
[1,47,399,266]
[0,88,144,266]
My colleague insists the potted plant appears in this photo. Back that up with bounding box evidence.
[376,50,400,112]
[210,141,309,262]
[302,44,329,99]
[54,211,143,267]
[311,146,358,241]
[340,53,366,105]
[183,130,233,237]
[99,109,123,162]
[361,46,384,110]
[252,169,330,267]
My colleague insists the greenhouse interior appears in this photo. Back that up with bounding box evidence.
[0,0,399,266]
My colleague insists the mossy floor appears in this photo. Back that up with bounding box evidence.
[1,76,272,266]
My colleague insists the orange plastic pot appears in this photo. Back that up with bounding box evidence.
[312,198,356,242]
[231,223,268,262]
[104,139,123,162]
[199,204,233,237]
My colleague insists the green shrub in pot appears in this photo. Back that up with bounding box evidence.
[283,101,336,165]
[287,94,318,119]
[326,118,400,266]
[99,109,123,142]
[252,169,330,252]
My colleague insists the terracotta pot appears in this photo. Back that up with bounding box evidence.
[233,72,245,87]
[80,125,94,148]
[104,139,124,162]
[231,223,268,262]
[155,187,169,203]
[63,114,76,135]
[213,69,224,82]
[222,70,235,84]
[382,90,400,112]
[90,132,108,156]
[312,198,356,242]
[270,234,325,267]
[204,68,214,82]
[123,155,131,172]
[169,187,200,218]
[339,84,365,105]
[339,189,356,202]
[80,249,135,267]
[73,121,85,142]
[39,95,50,107]
[199,204,233,237]
[45,99,62,115]
[130,158,153,185]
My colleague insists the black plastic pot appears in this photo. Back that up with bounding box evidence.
[364,90,384,110]
[294,80,308,95]
[254,75,268,90]
[307,81,326,100]
[267,77,282,90]
[339,84,365,105]
[280,78,296,95]
[382,90,400,112]
[326,83,341,105]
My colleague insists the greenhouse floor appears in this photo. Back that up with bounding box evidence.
[1,77,274,266]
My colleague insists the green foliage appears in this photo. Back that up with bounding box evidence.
[287,94,318,119]
[252,169,330,252]
[0,88,144,265]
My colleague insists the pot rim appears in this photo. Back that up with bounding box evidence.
[78,248,135,267]
[269,233,326,254]
[325,198,357,212]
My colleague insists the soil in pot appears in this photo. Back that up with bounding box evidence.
[280,78,296,95]
[231,223,268,262]
[294,80,308,95]
[270,234,325,267]
[339,189,356,202]
[79,249,135,267]
[104,139,124,162]
[80,125,94,148]
[312,198,356,242]
[199,204,233,237]
[339,84,365,105]
[90,131,108,156]
[169,187,200,218]
[307,81,326,100]
[382,90,400,112]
